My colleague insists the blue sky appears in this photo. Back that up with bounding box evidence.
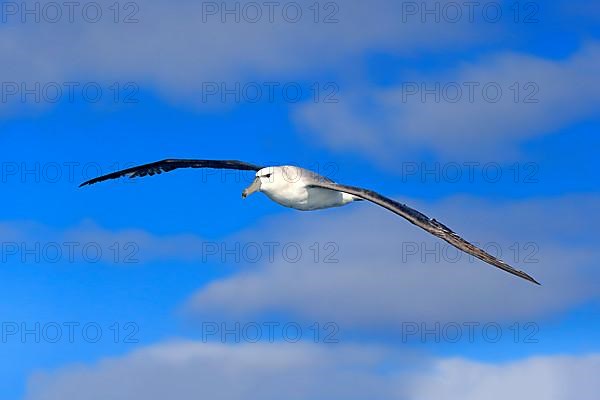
[1,1,599,398]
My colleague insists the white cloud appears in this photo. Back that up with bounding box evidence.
[295,43,600,161]
[25,340,600,400]
[407,354,600,400]
[25,341,407,400]
[187,194,600,328]
[0,0,484,115]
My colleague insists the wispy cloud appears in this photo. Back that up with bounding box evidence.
[0,220,208,265]
[295,43,600,162]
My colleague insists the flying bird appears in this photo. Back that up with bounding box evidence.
[80,159,540,285]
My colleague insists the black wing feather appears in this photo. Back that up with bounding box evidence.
[79,159,263,187]
[308,181,540,285]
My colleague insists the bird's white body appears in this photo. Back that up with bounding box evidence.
[246,166,358,211]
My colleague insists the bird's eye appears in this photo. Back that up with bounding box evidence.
[264,173,272,179]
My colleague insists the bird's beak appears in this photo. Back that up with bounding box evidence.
[242,177,261,199]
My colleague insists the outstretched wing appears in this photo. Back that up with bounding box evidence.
[307,181,540,285]
[79,159,264,187]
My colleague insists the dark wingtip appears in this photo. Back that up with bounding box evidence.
[79,176,105,187]
[522,272,541,286]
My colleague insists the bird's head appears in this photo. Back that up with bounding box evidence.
[242,166,300,199]
[242,167,276,199]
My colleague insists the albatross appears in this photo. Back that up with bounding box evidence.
[80,159,540,285]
